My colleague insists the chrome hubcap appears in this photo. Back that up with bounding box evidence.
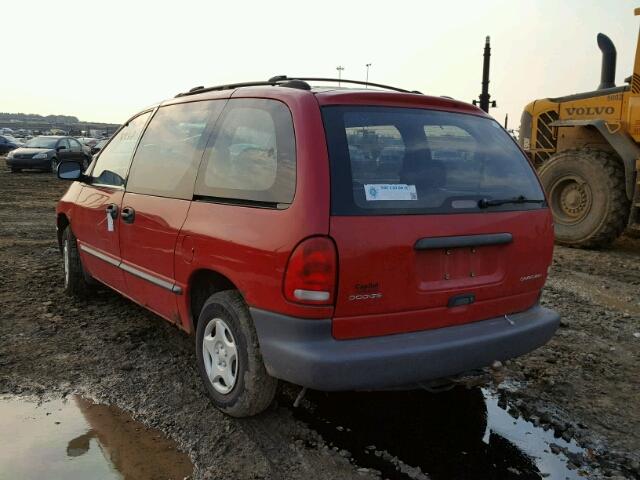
[202,318,238,394]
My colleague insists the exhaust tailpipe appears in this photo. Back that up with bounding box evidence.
[597,33,617,90]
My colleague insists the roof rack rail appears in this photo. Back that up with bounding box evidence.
[175,81,278,97]
[273,76,421,94]
[175,75,421,98]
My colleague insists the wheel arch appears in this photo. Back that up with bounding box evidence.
[187,269,239,334]
[551,119,638,199]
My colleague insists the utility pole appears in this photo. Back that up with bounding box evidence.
[336,65,344,86]
[473,36,497,113]
[365,63,372,88]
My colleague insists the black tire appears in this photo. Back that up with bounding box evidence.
[195,290,277,417]
[623,226,640,239]
[10,168,21,173]
[538,149,629,248]
[62,226,93,296]
[50,157,59,173]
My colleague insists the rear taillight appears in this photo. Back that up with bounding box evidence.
[284,236,337,305]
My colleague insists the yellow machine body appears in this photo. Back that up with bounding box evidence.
[518,9,640,246]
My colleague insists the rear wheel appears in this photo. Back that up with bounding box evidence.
[195,290,277,417]
[538,149,629,248]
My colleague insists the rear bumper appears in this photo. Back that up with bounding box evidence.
[251,304,559,391]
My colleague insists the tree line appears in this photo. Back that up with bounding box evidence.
[0,112,80,124]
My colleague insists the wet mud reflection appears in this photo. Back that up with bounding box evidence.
[293,387,589,479]
[0,395,192,480]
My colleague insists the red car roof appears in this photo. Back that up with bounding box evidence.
[313,88,487,116]
[166,85,487,117]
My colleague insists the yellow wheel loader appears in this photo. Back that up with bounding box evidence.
[519,8,640,248]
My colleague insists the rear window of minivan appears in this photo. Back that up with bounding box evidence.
[322,106,545,215]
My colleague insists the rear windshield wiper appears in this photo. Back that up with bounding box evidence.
[478,195,545,209]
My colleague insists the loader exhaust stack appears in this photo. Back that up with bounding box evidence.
[597,33,617,90]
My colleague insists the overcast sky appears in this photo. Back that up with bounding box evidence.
[2,0,638,130]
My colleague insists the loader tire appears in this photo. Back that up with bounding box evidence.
[538,149,629,248]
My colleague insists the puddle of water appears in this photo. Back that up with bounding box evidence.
[291,387,593,480]
[0,395,193,480]
[482,388,588,478]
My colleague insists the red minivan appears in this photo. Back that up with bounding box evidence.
[56,77,559,417]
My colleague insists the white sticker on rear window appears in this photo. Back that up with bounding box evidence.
[364,184,417,201]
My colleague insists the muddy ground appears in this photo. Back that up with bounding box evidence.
[0,165,638,479]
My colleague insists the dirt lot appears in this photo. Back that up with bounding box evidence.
[1,165,639,480]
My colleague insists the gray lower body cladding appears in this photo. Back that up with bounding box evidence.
[251,304,559,391]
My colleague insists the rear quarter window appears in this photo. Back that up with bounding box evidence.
[194,98,296,206]
[323,106,544,215]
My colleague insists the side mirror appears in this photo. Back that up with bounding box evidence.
[57,145,67,151]
[57,161,83,181]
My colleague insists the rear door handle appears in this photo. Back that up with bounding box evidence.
[105,203,118,219]
[121,206,135,224]
[414,233,512,250]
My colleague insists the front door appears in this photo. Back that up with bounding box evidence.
[56,138,73,163]
[118,100,221,322]
[73,186,126,291]
[68,138,86,165]
[71,112,152,293]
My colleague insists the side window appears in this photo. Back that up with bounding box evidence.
[92,112,151,187]
[58,138,71,150]
[126,100,223,199]
[69,139,82,153]
[195,99,296,205]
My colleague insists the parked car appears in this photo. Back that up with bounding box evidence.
[91,139,108,155]
[0,135,23,155]
[55,77,559,417]
[76,137,99,148]
[6,136,90,172]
